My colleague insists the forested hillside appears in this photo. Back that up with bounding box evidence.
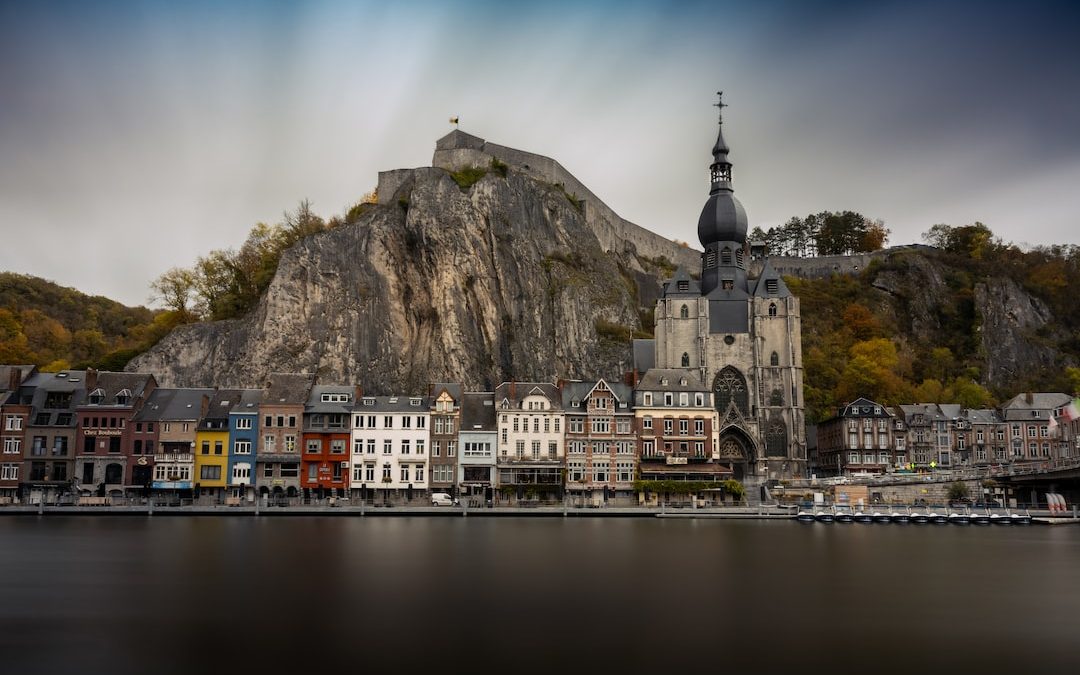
[793,223,1080,423]
[0,273,168,371]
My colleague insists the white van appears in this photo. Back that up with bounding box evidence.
[431,492,456,506]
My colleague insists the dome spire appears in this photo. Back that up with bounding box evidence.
[710,91,733,191]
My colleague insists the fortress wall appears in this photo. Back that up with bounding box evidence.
[749,253,877,279]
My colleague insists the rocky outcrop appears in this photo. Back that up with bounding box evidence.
[128,166,653,391]
[974,276,1061,385]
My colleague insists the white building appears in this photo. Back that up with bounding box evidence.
[350,395,431,504]
[494,382,564,502]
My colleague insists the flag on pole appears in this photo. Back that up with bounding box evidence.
[1049,414,1059,437]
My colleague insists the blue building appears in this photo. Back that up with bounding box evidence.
[228,389,261,503]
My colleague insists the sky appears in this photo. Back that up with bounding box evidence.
[2,0,1079,307]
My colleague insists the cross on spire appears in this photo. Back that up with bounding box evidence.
[713,91,727,124]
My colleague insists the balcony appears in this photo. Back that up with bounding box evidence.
[154,453,194,464]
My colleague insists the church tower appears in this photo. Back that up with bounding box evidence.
[652,94,806,481]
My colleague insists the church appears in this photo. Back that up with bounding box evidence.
[642,96,807,481]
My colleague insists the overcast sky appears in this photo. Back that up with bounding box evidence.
[2,0,1078,307]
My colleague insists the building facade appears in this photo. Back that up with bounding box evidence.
[429,383,461,497]
[817,398,897,476]
[228,390,260,502]
[20,371,84,504]
[349,395,430,504]
[494,382,564,502]
[562,379,635,506]
[0,365,35,502]
[257,373,313,505]
[647,97,806,481]
[74,371,156,499]
[458,391,496,505]
[302,385,356,501]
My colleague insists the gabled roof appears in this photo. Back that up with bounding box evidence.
[999,393,1072,420]
[837,397,892,419]
[428,382,463,402]
[661,267,701,297]
[305,385,357,413]
[83,372,156,406]
[752,259,792,298]
[494,382,562,410]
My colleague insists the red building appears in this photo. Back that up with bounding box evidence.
[301,385,357,500]
[0,366,36,502]
[74,370,157,499]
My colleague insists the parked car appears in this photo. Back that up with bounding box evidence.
[431,493,457,506]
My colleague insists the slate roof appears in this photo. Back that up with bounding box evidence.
[494,382,562,410]
[999,393,1072,420]
[636,369,707,392]
[231,389,262,414]
[134,388,214,422]
[632,339,656,374]
[353,395,431,413]
[751,260,792,298]
[428,382,463,403]
[199,389,245,428]
[661,267,701,297]
[83,371,156,406]
[460,392,497,432]
[305,385,358,414]
[261,373,315,407]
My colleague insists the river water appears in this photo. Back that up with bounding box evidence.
[0,516,1077,674]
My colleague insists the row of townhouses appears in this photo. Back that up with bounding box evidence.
[0,366,740,506]
[3,363,1078,506]
[814,394,1080,476]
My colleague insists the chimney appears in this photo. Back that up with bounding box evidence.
[200,394,210,418]
[1025,392,1034,405]
[85,368,98,392]
[354,385,363,402]
[8,367,23,391]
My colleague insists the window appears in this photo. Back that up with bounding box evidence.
[554,418,560,433]
[353,439,363,454]
[695,419,704,435]
[306,440,320,454]
[401,440,411,455]
[432,440,441,457]
[200,466,221,480]
[570,441,585,454]
[448,441,456,457]
[663,419,673,435]
[308,464,317,480]
[569,418,584,433]
[382,464,392,482]
[365,465,375,482]
[679,393,688,406]
[548,441,557,459]
[3,438,20,454]
[234,440,251,455]
[643,416,653,430]
[280,463,299,477]
[352,466,364,482]
[515,440,525,458]
[384,440,392,455]
[643,440,655,457]
[416,440,425,455]
[330,440,346,454]
[4,416,22,431]
[664,393,673,406]
[617,462,633,482]
[400,466,410,482]
[768,303,777,317]
[232,465,251,481]
[417,416,426,430]
[643,393,653,406]
[434,417,444,435]
[263,464,274,478]
[367,439,375,455]
[616,418,631,434]
[593,462,609,482]
[679,419,688,435]
[201,441,210,455]
[592,418,610,434]
[236,418,252,430]
[214,441,223,455]
[402,416,412,429]
[770,352,779,367]
[384,416,393,429]
[680,305,689,319]
[355,415,364,429]
[415,465,424,482]
[531,440,540,459]
[513,417,520,433]
[285,435,296,452]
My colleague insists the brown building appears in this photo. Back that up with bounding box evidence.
[562,379,636,506]
[428,383,461,497]
[74,370,157,499]
[633,369,728,503]
[0,365,36,502]
[257,373,313,505]
[817,398,897,476]
[135,388,214,501]
[20,370,86,504]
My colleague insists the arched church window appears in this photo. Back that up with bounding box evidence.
[681,352,690,367]
[721,247,732,266]
[713,367,749,416]
[680,304,688,319]
[770,351,779,367]
[766,421,787,457]
[768,303,777,317]
[769,389,784,406]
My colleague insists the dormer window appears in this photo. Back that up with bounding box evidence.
[89,389,104,405]
[362,397,375,406]
[321,393,350,403]
[678,280,689,292]
[660,378,668,386]
[679,378,687,386]
[116,389,131,405]
[766,279,778,295]
[410,398,421,407]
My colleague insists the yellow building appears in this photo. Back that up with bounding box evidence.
[194,390,241,503]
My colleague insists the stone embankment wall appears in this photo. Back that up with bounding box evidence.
[422,133,701,272]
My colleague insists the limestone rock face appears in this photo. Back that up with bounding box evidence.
[974,276,1060,385]
[128,167,652,391]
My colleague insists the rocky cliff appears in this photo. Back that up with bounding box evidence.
[128,164,667,390]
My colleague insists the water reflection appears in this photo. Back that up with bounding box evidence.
[0,517,1077,673]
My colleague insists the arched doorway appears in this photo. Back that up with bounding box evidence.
[717,426,757,480]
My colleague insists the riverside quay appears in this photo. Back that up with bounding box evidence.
[1,365,1079,508]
